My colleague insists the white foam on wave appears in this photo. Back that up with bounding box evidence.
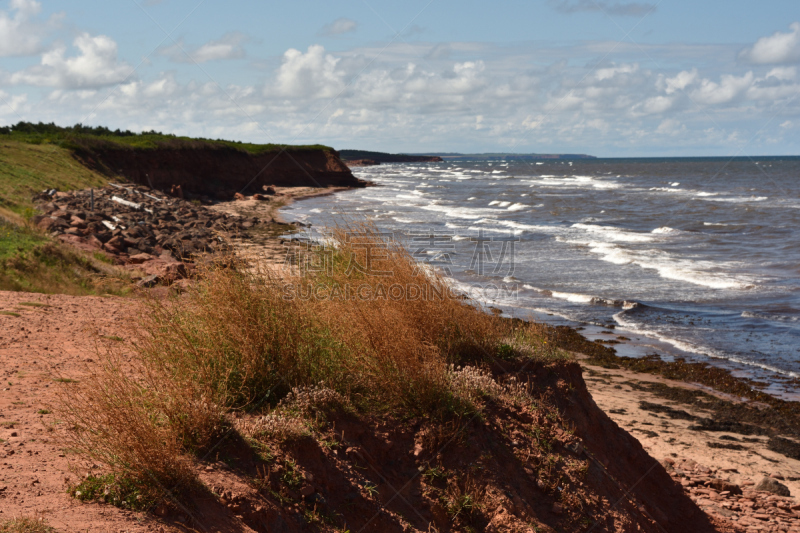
[565,239,756,290]
[694,192,718,197]
[701,196,768,203]
[613,312,800,378]
[703,222,730,226]
[536,162,544,165]
[741,311,799,323]
[551,291,594,303]
[507,203,527,211]
[572,223,654,243]
[651,226,681,234]
[420,203,499,220]
[489,201,512,207]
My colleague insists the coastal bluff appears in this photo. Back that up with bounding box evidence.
[75,144,365,199]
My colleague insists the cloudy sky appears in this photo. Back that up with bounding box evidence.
[0,0,798,156]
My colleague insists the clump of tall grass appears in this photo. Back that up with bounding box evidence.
[60,222,563,502]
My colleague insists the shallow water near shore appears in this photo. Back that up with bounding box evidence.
[283,157,800,394]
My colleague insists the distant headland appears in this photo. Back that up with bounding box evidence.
[340,149,595,166]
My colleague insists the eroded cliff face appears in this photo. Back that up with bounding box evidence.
[76,146,365,198]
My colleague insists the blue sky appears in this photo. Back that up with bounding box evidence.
[0,0,798,156]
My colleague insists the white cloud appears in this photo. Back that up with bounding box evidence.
[275,45,346,98]
[690,72,754,105]
[0,0,46,57]
[636,95,674,115]
[740,22,800,65]
[160,32,247,63]
[319,18,358,37]
[664,68,697,94]
[595,63,638,81]
[766,66,796,81]
[11,33,131,89]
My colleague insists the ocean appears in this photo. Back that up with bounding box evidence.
[281,157,800,395]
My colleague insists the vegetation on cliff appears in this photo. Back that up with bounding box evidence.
[1,121,334,155]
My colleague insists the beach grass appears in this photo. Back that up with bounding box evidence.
[58,223,564,504]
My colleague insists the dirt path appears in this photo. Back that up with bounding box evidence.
[0,290,169,532]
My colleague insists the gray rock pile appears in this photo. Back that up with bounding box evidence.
[663,457,800,531]
[32,184,267,286]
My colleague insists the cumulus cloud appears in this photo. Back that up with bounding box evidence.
[0,0,48,57]
[690,72,754,105]
[11,39,800,155]
[275,45,346,98]
[159,32,247,63]
[740,22,800,65]
[318,18,357,37]
[664,68,697,94]
[11,33,131,89]
[595,63,638,81]
[549,0,657,17]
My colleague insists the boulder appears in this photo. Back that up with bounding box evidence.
[754,477,791,497]
[234,192,246,201]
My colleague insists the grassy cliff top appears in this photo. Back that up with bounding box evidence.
[1,122,334,155]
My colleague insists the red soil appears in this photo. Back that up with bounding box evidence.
[0,290,733,532]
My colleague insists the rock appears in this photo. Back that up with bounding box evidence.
[128,253,154,265]
[755,477,791,497]
[299,485,315,497]
[770,472,785,480]
[252,194,269,201]
[709,479,742,495]
[234,192,246,201]
[262,185,277,195]
[137,275,161,289]
[552,502,564,515]
[165,263,189,279]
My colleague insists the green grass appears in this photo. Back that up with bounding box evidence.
[0,517,55,533]
[70,473,158,511]
[0,218,132,295]
[2,122,333,163]
[0,140,108,214]
[53,378,77,383]
[0,311,20,317]
[0,220,45,260]
[19,301,51,308]
[99,335,124,342]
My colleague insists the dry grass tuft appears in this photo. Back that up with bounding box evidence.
[59,222,564,504]
[0,517,54,533]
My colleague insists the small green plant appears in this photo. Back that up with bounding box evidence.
[99,335,124,342]
[0,311,20,317]
[37,409,51,415]
[423,465,447,482]
[496,343,516,360]
[53,378,77,383]
[281,460,304,489]
[93,251,114,264]
[70,473,158,511]
[363,482,378,498]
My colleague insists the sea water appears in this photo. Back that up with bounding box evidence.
[282,157,800,392]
